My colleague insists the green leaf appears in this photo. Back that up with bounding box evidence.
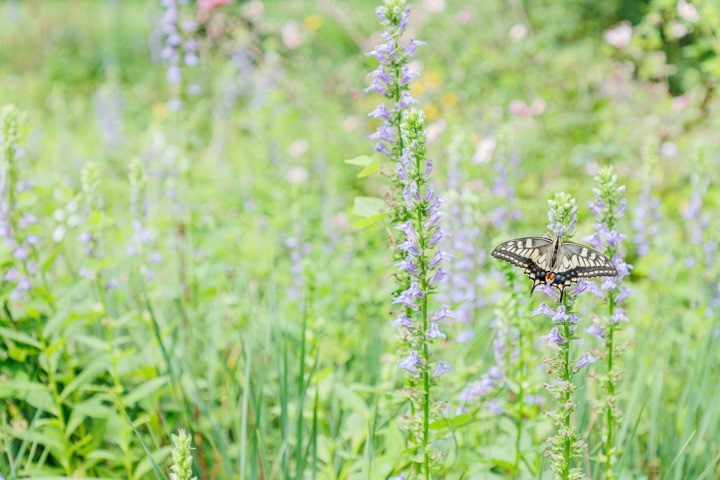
[357,161,380,178]
[344,155,375,167]
[429,413,475,431]
[351,213,386,229]
[124,376,169,406]
[0,327,42,349]
[353,196,385,217]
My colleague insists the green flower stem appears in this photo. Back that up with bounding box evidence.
[604,292,616,478]
[416,153,431,480]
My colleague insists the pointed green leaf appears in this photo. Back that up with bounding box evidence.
[353,196,385,217]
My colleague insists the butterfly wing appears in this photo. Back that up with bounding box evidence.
[491,237,555,293]
[559,243,618,278]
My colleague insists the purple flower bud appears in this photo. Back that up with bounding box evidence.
[5,268,23,282]
[397,238,421,256]
[531,302,555,318]
[423,159,433,178]
[428,322,446,339]
[486,400,503,415]
[398,91,418,109]
[398,350,423,375]
[368,65,394,85]
[536,284,561,301]
[399,66,420,85]
[428,249,452,269]
[391,314,414,328]
[586,321,604,340]
[428,227,450,247]
[431,305,457,321]
[375,143,392,157]
[396,256,420,276]
[541,327,565,347]
[574,352,598,371]
[369,103,392,121]
[615,285,631,303]
[433,361,452,379]
[429,268,449,288]
[19,214,37,228]
[405,37,426,56]
[610,308,628,324]
[552,306,571,323]
[78,267,96,280]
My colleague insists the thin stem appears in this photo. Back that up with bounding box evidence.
[416,179,431,479]
[562,321,571,480]
[604,292,616,478]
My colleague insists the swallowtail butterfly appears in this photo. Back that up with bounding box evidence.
[491,235,618,300]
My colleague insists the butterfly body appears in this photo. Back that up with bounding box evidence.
[491,235,618,299]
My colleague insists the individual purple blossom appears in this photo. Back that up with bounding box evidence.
[586,321,604,340]
[433,362,452,379]
[574,352,598,371]
[427,323,446,339]
[391,314,414,328]
[532,302,555,318]
[541,327,566,347]
[398,350,423,375]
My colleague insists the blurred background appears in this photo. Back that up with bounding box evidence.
[1,0,719,478]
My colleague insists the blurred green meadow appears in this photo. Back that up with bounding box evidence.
[1,0,719,479]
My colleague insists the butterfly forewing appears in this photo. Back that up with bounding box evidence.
[561,243,618,278]
[491,237,553,270]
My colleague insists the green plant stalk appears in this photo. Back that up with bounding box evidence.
[604,292,616,479]
[562,321,571,480]
[44,355,73,475]
[412,140,432,479]
[95,277,134,476]
[559,294,575,480]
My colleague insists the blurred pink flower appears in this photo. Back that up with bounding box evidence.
[677,0,700,22]
[199,0,233,9]
[604,22,632,48]
[508,99,532,117]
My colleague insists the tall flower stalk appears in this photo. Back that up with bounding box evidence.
[586,166,632,478]
[533,193,597,480]
[393,109,451,479]
[366,2,451,476]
